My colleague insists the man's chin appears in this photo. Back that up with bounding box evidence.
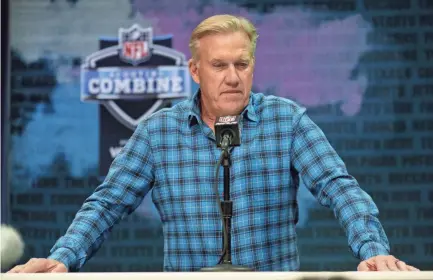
[221,93,247,103]
[215,96,249,116]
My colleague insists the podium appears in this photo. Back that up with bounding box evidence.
[2,271,433,280]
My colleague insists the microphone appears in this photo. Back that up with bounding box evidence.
[1,224,25,271]
[201,116,252,272]
[214,115,241,149]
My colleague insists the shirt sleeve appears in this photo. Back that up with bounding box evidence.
[47,121,155,271]
[290,108,390,261]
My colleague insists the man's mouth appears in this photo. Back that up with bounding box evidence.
[221,90,242,94]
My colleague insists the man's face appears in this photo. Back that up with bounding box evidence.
[189,31,254,118]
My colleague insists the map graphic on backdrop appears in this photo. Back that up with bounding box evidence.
[80,24,191,175]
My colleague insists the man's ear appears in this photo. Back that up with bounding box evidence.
[188,59,200,84]
[249,56,255,78]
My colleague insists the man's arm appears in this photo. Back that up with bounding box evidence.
[47,121,155,271]
[290,108,390,260]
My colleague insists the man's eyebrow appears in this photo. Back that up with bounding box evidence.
[209,58,251,63]
[210,59,224,63]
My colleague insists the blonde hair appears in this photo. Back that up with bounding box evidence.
[189,14,259,61]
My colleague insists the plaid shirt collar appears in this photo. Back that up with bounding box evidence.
[187,88,259,128]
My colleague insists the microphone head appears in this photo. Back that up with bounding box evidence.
[214,115,241,148]
[1,224,25,270]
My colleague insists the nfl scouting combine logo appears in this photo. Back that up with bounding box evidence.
[80,24,191,130]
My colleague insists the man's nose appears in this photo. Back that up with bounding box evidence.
[225,65,240,86]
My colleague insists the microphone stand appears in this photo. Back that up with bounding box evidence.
[201,137,253,272]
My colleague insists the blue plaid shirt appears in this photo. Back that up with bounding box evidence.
[48,90,390,271]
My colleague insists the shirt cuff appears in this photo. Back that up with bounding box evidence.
[47,247,78,271]
[359,242,390,260]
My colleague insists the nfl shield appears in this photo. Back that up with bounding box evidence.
[81,24,190,130]
[118,24,153,65]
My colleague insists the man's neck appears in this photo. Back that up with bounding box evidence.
[200,101,216,133]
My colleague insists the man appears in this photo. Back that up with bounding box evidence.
[8,14,419,273]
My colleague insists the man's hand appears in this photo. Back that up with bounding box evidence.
[7,258,67,273]
[357,255,419,271]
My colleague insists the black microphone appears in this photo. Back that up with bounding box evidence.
[200,115,253,272]
[214,115,241,149]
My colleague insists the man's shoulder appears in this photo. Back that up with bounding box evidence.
[251,92,306,117]
[136,99,190,131]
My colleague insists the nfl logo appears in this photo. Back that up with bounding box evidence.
[118,24,153,65]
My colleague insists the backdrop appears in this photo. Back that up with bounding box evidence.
[6,0,433,272]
